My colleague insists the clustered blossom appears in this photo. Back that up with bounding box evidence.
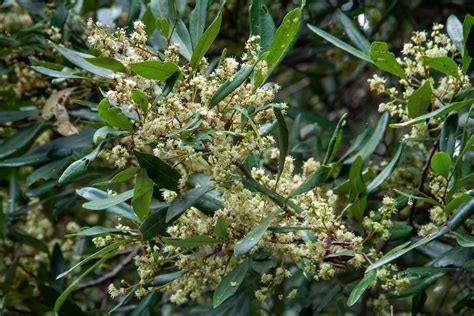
[363,196,398,241]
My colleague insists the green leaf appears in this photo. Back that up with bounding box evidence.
[26,157,70,185]
[31,66,83,79]
[255,7,302,85]
[129,61,181,81]
[391,99,473,128]
[59,141,105,183]
[346,112,389,163]
[189,0,207,48]
[323,113,347,164]
[67,226,122,237]
[234,209,280,256]
[166,185,209,222]
[190,13,222,69]
[334,10,371,54]
[422,56,460,79]
[134,151,181,191]
[274,107,288,183]
[407,81,432,118]
[462,14,474,73]
[208,64,255,109]
[76,187,140,222]
[0,121,43,159]
[171,19,193,61]
[431,152,452,178]
[167,113,201,136]
[55,250,117,312]
[85,57,126,73]
[52,44,114,78]
[389,221,413,240]
[131,90,149,113]
[290,165,332,196]
[214,216,228,239]
[447,199,474,230]
[93,126,127,144]
[97,98,132,132]
[307,24,371,63]
[82,189,134,210]
[393,273,444,298]
[249,0,275,53]
[111,167,141,183]
[367,143,405,194]
[0,152,48,168]
[347,270,376,306]
[0,109,40,123]
[162,236,219,248]
[139,207,169,240]
[213,260,250,308]
[454,232,474,247]
[394,189,441,207]
[447,15,464,54]
[439,112,458,157]
[370,42,406,79]
[445,193,470,215]
[132,169,154,221]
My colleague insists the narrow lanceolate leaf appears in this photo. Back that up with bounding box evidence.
[132,169,154,221]
[249,0,275,53]
[93,126,127,144]
[139,207,169,240]
[367,142,405,194]
[421,56,460,79]
[189,0,208,48]
[234,209,280,256]
[162,236,219,248]
[439,112,458,157]
[84,57,126,73]
[447,15,464,54]
[166,186,209,222]
[334,10,371,54]
[407,81,432,118]
[447,199,474,230]
[273,107,288,183]
[290,165,332,197]
[171,19,193,61]
[52,44,114,78]
[82,189,134,210]
[190,14,222,69]
[370,42,406,79]
[26,157,71,186]
[131,89,149,113]
[431,152,452,179]
[454,232,474,247]
[0,121,44,159]
[134,151,181,191]
[97,98,132,132]
[391,99,474,128]
[129,61,181,81]
[208,64,255,109]
[59,141,105,183]
[346,112,389,163]
[392,273,444,298]
[256,7,302,85]
[31,66,83,79]
[323,113,347,165]
[307,24,372,63]
[462,14,474,73]
[213,260,250,308]
[347,270,376,306]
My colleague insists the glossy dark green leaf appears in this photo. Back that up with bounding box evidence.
[307,24,371,63]
[213,260,250,308]
[189,0,207,48]
[347,270,376,306]
[234,209,279,256]
[59,141,105,183]
[134,151,181,191]
[82,189,134,210]
[274,107,288,182]
[370,42,406,79]
[0,121,43,159]
[440,112,458,157]
[447,15,464,54]
[167,185,209,222]
[290,165,332,196]
[0,152,49,168]
[367,143,405,194]
[323,113,347,164]
[249,0,275,53]
[132,169,154,221]
[26,157,70,185]
[129,61,181,81]
[163,236,219,248]
[52,44,114,78]
[93,126,128,144]
[139,207,169,240]
[334,10,370,54]
[407,81,432,118]
[431,152,452,178]
[422,56,460,79]
[190,13,222,68]
[84,57,126,73]
[391,99,473,128]
[131,90,149,113]
[0,109,40,123]
[208,64,255,109]
[454,232,474,247]
[97,98,132,132]
[462,14,474,73]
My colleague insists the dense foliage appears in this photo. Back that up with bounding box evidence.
[0,0,473,315]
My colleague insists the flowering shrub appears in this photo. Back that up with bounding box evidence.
[0,1,473,315]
